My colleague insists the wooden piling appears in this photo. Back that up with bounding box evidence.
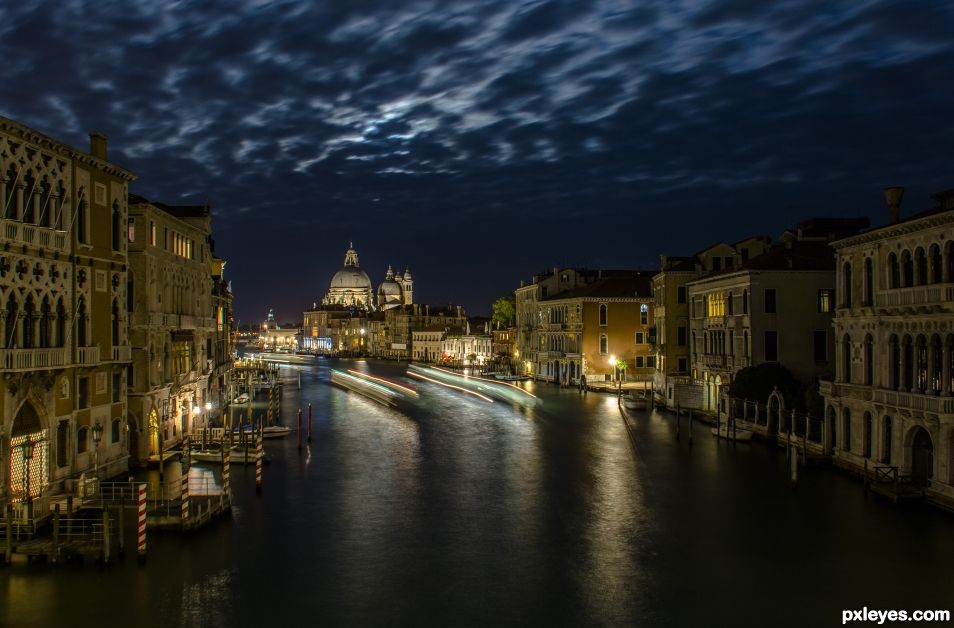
[137,483,147,560]
[117,505,125,557]
[102,510,111,565]
[52,504,61,564]
[675,404,680,441]
[5,505,12,564]
[255,437,263,494]
[297,408,302,450]
[688,409,693,447]
[307,403,313,443]
[790,444,798,488]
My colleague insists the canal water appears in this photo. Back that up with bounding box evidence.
[3,359,953,627]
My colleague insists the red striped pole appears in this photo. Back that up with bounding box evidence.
[255,436,263,494]
[307,403,313,443]
[222,448,231,502]
[137,483,147,559]
[181,468,190,522]
[297,408,302,450]
[267,385,273,426]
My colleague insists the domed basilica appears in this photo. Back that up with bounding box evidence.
[322,243,413,311]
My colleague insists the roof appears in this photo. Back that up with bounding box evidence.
[541,272,655,300]
[129,193,210,217]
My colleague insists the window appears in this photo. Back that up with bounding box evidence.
[843,263,853,306]
[814,331,827,362]
[706,293,725,317]
[742,289,748,314]
[640,303,648,325]
[764,289,776,314]
[127,217,135,243]
[864,258,874,304]
[677,326,687,347]
[864,335,874,385]
[764,331,778,362]
[740,248,749,261]
[635,356,644,368]
[77,199,88,244]
[646,355,655,369]
[77,427,89,454]
[150,221,156,246]
[78,376,89,409]
[94,182,107,205]
[817,289,834,313]
[635,332,644,344]
[712,257,722,272]
[541,286,548,298]
[599,334,608,354]
[842,408,851,452]
[882,416,892,463]
[863,413,872,458]
[677,286,687,304]
[56,420,70,468]
[172,340,192,376]
[599,304,607,326]
[112,418,121,444]
[727,292,734,315]
[678,357,688,372]
[743,330,749,356]
[842,334,852,382]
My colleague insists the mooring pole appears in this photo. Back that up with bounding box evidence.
[307,403,313,444]
[297,408,303,451]
[137,483,147,561]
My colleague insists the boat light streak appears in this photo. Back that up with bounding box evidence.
[406,370,495,403]
[347,369,419,397]
[430,366,538,400]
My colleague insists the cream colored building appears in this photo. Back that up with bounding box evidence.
[821,188,954,508]
[687,219,867,414]
[1,117,135,515]
[127,195,222,462]
[652,237,771,409]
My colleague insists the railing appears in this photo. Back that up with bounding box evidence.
[875,283,954,309]
[111,345,131,362]
[76,345,100,365]
[0,219,69,252]
[0,347,69,370]
[872,388,954,414]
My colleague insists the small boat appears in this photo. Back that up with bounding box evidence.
[233,393,250,404]
[232,425,292,439]
[189,447,270,464]
[711,424,754,442]
[622,392,649,410]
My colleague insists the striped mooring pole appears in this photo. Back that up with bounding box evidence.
[137,483,147,559]
[181,467,190,522]
[255,436,263,494]
[307,403,313,443]
[267,385,274,426]
[222,448,231,501]
[297,408,302,450]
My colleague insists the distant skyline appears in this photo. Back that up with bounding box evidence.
[2,1,953,323]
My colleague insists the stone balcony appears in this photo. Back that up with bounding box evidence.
[1,219,68,253]
[874,284,954,311]
[700,354,749,369]
[0,347,69,371]
[76,345,100,366]
[111,345,132,362]
[821,381,953,416]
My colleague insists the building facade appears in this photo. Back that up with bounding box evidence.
[127,195,223,463]
[821,189,954,507]
[1,118,135,515]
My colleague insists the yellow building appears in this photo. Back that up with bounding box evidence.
[1,117,135,516]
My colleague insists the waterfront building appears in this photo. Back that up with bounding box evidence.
[442,328,493,366]
[377,264,413,310]
[687,218,868,415]
[491,327,516,372]
[411,324,453,362]
[651,238,772,409]
[1,117,135,513]
[382,304,467,360]
[127,194,225,462]
[210,256,234,412]
[260,309,298,351]
[821,188,954,507]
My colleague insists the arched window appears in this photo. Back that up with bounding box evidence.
[902,335,913,390]
[931,335,942,393]
[889,334,900,389]
[599,333,608,354]
[842,334,852,383]
[882,416,892,464]
[828,406,837,451]
[743,330,749,357]
[888,252,900,289]
[727,292,734,315]
[916,335,927,392]
[915,247,927,286]
[703,331,709,355]
[864,257,874,305]
[598,304,607,326]
[22,294,36,349]
[111,299,120,346]
[77,197,88,244]
[930,244,942,284]
[863,412,872,458]
[76,298,88,347]
[842,408,851,452]
[864,335,874,385]
[39,296,51,348]
[742,289,748,314]
[56,298,67,348]
[842,262,853,307]
[901,250,913,287]
[3,293,18,348]
[111,201,122,251]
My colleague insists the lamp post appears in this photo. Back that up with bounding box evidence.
[21,436,34,521]
[92,421,103,478]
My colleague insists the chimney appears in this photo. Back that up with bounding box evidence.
[883,186,904,224]
[89,132,108,160]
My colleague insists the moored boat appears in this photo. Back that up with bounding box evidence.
[710,424,754,442]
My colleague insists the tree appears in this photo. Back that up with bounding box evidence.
[491,294,516,329]
[728,363,803,410]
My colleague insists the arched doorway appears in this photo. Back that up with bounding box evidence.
[8,401,49,506]
[767,391,783,434]
[910,427,934,486]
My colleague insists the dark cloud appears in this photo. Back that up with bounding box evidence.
[1,0,952,322]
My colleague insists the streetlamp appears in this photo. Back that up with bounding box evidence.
[92,421,103,478]
[21,436,34,521]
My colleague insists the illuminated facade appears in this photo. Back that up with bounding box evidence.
[1,117,135,515]
[127,195,225,462]
[821,188,954,507]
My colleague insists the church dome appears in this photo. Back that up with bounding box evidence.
[377,265,403,297]
[331,267,372,290]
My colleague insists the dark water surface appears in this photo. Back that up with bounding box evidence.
[3,360,953,627]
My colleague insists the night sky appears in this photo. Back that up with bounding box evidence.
[3,1,953,324]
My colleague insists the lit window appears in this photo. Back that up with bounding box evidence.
[817,289,834,313]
